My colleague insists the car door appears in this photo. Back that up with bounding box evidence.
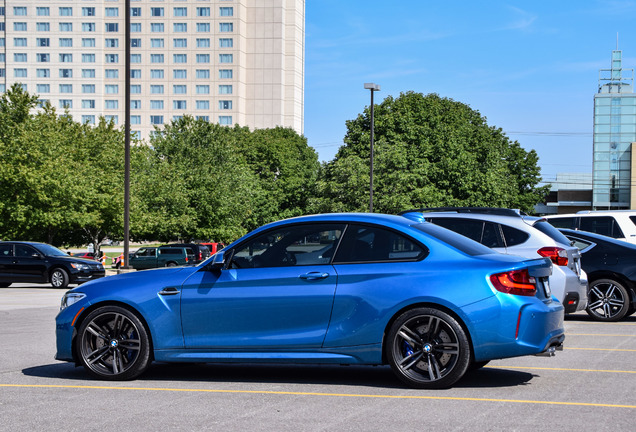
[180,223,345,349]
[11,244,48,282]
[0,243,15,281]
[131,247,156,269]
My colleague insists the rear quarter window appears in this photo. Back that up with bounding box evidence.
[500,224,530,247]
[533,220,571,245]
[413,223,494,256]
[159,248,183,255]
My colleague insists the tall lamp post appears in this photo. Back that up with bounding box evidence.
[364,83,380,212]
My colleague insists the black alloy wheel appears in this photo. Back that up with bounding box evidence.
[586,279,630,322]
[50,268,69,289]
[386,307,470,389]
[77,306,151,380]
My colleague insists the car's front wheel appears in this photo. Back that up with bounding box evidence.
[50,268,69,289]
[77,306,152,380]
[386,307,471,389]
[586,279,631,321]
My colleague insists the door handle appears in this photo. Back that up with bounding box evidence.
[159,287,180,296]
[299,272,329,281]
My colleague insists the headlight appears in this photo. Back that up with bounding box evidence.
[70,262,90,271]
[60,292,86,311]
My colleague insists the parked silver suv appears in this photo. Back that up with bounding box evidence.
[401,208,588,313]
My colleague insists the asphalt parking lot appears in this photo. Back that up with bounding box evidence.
[1,284,634,431]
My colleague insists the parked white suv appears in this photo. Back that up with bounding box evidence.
[545,211,636,244]
[401,208,588,313]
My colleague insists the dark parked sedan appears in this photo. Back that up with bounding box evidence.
[559,229,636,321]
[0,241,105,289]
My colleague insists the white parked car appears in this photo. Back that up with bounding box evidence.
[545,211,636,244]
[401,208,588,313]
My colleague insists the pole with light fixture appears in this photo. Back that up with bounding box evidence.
[364,83,380,212]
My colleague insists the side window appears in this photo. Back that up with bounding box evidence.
[230,224,345,268]
[568,238,594,253]
[333,224,426,263]
[15,245,37,257]
[160,248,181,255]
[426,218,483,243]
[580,216,623,239]
[0,244,14,257]
[547,217,577,229]
[500,224,530,247]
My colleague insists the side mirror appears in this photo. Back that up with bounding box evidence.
[210,251,226,270]
[31,253,42,259]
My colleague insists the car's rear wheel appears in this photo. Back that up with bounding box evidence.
[77,305,151,380]
[166,262,177,267]
[50,268,69,289]
[386,307,471,389]
[586,279,630,322]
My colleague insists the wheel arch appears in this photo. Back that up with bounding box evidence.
[71,300,155,364]
[380,302,476,365]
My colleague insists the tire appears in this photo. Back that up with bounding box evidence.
[77,305,151,380]
[386,307,471,389]
[0,283,11,288]
[50,268,69,289]
[166,262,177,267]
[586,279,630,322]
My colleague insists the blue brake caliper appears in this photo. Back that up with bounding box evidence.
[402,340,414,357]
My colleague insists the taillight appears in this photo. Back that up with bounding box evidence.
[490,269,537,296]
[185,256,188,263]
[537,247,568,266]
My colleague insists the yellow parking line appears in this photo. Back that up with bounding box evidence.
[567,333,635,337]
[565,347,636,352]
[1,384,635,409]
[486,365,636,374]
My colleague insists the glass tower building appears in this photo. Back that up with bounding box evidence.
[593,50,636,209]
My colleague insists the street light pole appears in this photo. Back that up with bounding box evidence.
[364,83,380,213]
[123,0,131,268]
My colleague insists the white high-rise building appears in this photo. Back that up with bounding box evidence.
[0,0,305,139]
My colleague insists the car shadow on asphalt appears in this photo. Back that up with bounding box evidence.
[22,362,535,390]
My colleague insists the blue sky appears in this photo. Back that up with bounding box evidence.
[303,1,636,187]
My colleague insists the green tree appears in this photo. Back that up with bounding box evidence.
[316,92,550,214]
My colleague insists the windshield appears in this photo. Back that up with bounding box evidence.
[33,243,70,257]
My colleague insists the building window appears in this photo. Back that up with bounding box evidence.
[173,7,187,17]
[151,69,164,79]
[150,85,164,94]
[131,69,141,78]
[131,39,141,47]
[197,23,210,32]
[14,53,27,62]
[219,23,233,32]
[173,100,187,110]
[197,54,210,64]
[131,23,141,32]
[105,115,118,124]
[150,100,164,110]
[37,38,50,47]
[82,69,95,78]
[105,23,119,32]
[151,38,164,48]
[36,53,50,62]
[173,23,187,33]
[219,100,232,110]
[219,85,233,94]
[130,85,141,94]
[131,54,141,63]
[105,38,119,48]
[173,54,187,63]
[37,7,50,16]
[105,69,119,79]
[151,54,164,64]
[196,100,210,110]
[0,69,5,78]
[219,54,233,63]
[106,54,119,63]
[14,23,28,32]
[105,100,119,109]
[131,8,141,17]
[82,115,96,125]
[196,85,210,94]
[83,23,96,32]
[83,7,95,17]
[14,38,27,47]
[150,115,164,125]
[219,7,234,17]
[60,100,73,108]
[14,69,27,78]
[173,85,187,94]
[59,38,73,47]
[219,69,233,79]
[82,54,96,63]
[151,23,164,33]
[131,100,141,109]
[59,7,73,17]
[14,7,27,16]
[37,69,50,78]
[151,8,164,17]
[59,23,73,32]
[197,116,210,122]
[219,116,232,125]
[82,38,96,48]
[83,84,96,94]
[196,38,210,48]
[173,70,187,79]
[105,7,119,17]
[59,84,73,94]
[105,85,118,94]
[197,7,210,17]
[219,38,233,48]
[37,84,50,93]
[59,53,72,63]
[173,38,187,48]
[197,69,211,79]
[36,23,50,32]
[82,100,96,109]
[130,116,141,125]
